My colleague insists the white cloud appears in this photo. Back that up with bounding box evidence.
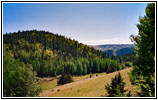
[81,38,132,45]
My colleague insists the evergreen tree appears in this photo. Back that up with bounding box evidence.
[129,3,155,97]
[105,72,126,97]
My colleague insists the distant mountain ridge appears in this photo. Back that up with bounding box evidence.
[93,44,135,57]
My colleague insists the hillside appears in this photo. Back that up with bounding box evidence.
[3,30,128,97]
[3,30,125,78]
[93,44,135,57]
[4,30,106,59]
[39,68,139,97]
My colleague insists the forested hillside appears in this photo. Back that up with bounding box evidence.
[3,30,128,96]
[3,30,126,77]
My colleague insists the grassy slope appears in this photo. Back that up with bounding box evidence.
[38,68,139,97]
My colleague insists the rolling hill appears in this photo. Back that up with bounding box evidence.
[93,44,135,57]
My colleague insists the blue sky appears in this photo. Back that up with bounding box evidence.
[3,3,147,45]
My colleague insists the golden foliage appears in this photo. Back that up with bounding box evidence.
[45,49,53,56]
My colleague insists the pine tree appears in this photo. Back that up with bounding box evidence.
[129,3,155,97]
[105,72,126,97]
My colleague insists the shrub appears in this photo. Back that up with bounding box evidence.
[89,72,93,78]
[105,72,126,97]
[125,62,131,68]
[127,91,132,97]
[57,73,74,85]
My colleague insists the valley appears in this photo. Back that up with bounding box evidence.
[3,2,155,98]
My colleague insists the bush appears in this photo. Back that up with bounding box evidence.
[105,72,126,97]
[125,62,131,68]
[127,91,132,97]
[89,72,93,78]
[57,73,74,85]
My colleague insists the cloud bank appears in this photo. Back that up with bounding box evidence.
[81,38,132,45]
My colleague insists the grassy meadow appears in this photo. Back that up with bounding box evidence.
[39,68,139,97]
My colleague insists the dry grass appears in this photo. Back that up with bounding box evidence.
[40,77,57,91]
[38,68,139,97]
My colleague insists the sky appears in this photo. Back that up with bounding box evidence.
[3,3,147,45]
